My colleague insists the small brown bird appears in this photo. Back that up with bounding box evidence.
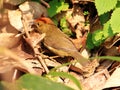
[34,17,89,65]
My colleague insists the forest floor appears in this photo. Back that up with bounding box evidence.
[0,0,120,90]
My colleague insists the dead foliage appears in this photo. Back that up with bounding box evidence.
[0,0,120,90]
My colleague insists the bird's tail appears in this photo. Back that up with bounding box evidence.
[70,51,89,65]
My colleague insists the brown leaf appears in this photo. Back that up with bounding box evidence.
[83,69,110,90]
[70,59,99,77]
[0,33,21,48]
[103,67,120,89]
[0,47,40,75]
[67,5,85,38]
[0,10,8,26]
[19,1,48,18]
[104,34,120,49]
[8,10,23,31]
[102,46,120,56]
[0,56,14,73]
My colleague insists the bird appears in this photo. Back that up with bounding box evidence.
[34,17,89,65]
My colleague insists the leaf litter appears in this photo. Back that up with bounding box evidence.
[0,0,120,90]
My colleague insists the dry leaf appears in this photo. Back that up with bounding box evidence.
[67,8,85,28]
[65,72,84,90]
[0,10,19,33]
[0,47,40,75]
[19,1,48,18]
[0,56,14,73]
[103,67,120,89]
[81,49,89,59]
[102,46,120,56]
[0,10,8,26]
[8,10,23,31]
[96,60,114,72]
[104,34,120,49]
[0,24,19,33]
[70,59,99,77]
[44,58,61,67]
[8,1,48,32]
[83,69,110,90]
[0,33,21,48]
[67,5,85,38]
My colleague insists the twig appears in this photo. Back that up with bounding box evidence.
[21,11,49,74]
[12,69,18,81]
[21,16,30,38]
[37,55,49,73]
[40,0,50,8]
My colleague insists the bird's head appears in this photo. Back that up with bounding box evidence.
[34,17,54,27]
[34,17,55,33]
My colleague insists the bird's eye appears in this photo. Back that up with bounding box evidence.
[37,23,40,26]
[37,22,42,26]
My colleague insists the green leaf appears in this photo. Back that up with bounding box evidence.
[60,17,72,36]
[103,21,113,38]
[52,17,59,26]
[0,82,4,90]
[86,33,95,49]
[1,81,18,90]
[95,0,117,15]
[18,74,73,90]
[60,17,67,28]
[83,11,89,16]
[48,0,69,17]
[99,12,110,25]
[62,28,73,36]
[92,56,120,62]
[92,29,104,46]
[116,1,120,8]
[110,8,120,34]
[48,72,82,90]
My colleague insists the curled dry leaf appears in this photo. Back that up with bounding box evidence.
[103,67,120,89]
[0,33,21,48]
[0,56,27,74]
[0,10,19,33]
[0,56,14,73]
[8,10,23,31]
[83,69,110,90]
[0,24,19,33]
[0,47,39,75]
[8,1,48,32]
[19,1,48,19]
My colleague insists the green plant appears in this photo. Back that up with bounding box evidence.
[87,0,120,49]
[1,74,74,90]
[47,0,71,36]
[47,0,69,18]
[47,71,82,90]
[83,11,89,16]
[60,17,73,36]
